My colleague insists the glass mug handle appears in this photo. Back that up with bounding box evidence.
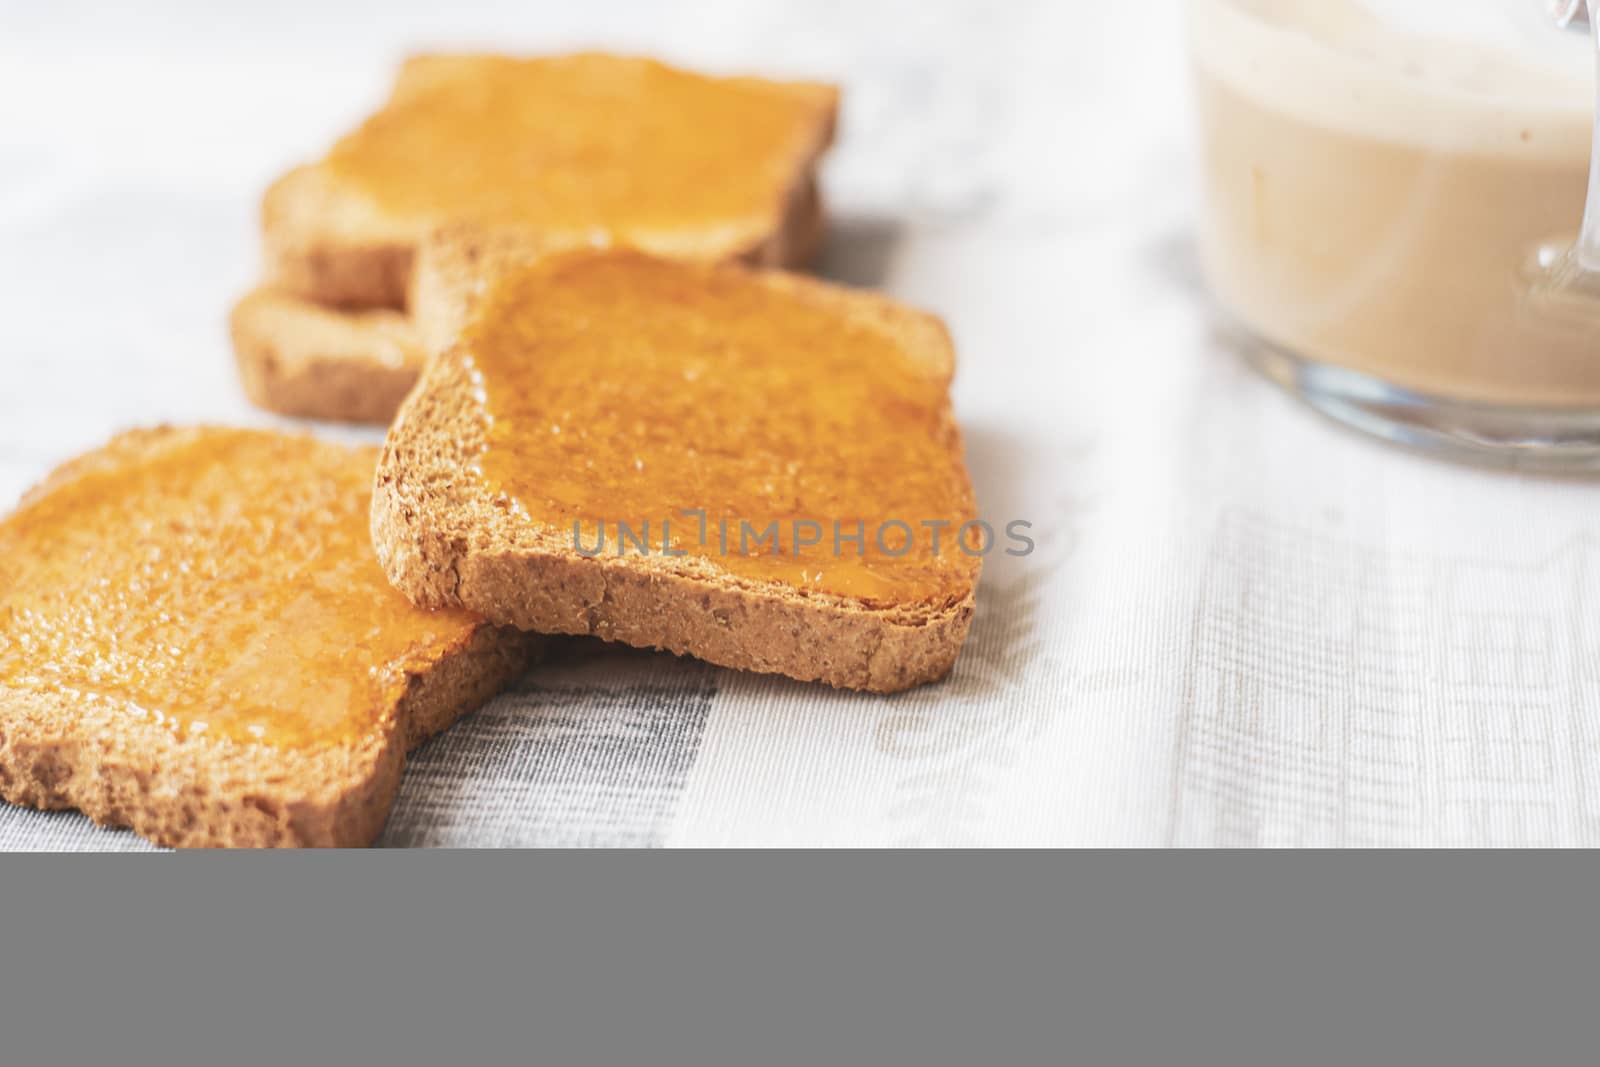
[1552,0,1600,271]
[1570,1,1600,272]
[1552,0,1587,27]
[1531,0,1600,295]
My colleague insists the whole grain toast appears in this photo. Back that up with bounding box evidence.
[0,427,538,848]
[230,287,424,424]
[262,53,838,309]
[373,248,980,693]
[408,225,564,357]
[236,167,821,424]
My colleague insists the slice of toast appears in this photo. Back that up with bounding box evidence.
[235,164,820,425]
[408,225,559,358]
[373,249,981,693]
[263,53,838,309]
[0,427,537,847]
[230,287,425,423]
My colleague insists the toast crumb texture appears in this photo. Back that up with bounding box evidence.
[0,427,536,847]
[230,287,423,424]
[261,53,839,309]
[374,251,978,693]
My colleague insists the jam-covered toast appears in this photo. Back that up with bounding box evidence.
[0,428,537,847]
[374,246,980,693]
[261,52,837,310]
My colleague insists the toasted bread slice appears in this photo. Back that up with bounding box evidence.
[373,249,980,693]
[230,287,425,423]
[237,166,820,424]
[0,428,537,847]
[408,226,560,358]
[263,53,838,309]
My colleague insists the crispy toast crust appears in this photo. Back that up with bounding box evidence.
[261,54,838,309]
[243,168,824,423]
[409,170,825,357]
[0,625,525,848]
[0,428,536,847]
[261,165,418,309]
[374,255,977,693]
[230,287,423,424]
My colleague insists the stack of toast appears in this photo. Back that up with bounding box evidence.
[0,53,982,847]
[230,53,838,423]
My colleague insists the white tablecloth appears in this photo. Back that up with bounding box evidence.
[3,0,1597,848]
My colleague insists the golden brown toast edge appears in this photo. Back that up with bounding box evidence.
[0,427,537,847]
[260,55,840,310]
[230,287,423,424]
[374,257,974,694]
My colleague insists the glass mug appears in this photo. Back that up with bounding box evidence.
[1191,0,1600,466]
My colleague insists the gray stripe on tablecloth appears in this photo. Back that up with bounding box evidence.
[379,654,718,848]
[0,807,159,851]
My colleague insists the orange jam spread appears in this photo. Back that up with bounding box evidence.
[462,250,979,604]
[325,54,830,235]
[0,430,485,748]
